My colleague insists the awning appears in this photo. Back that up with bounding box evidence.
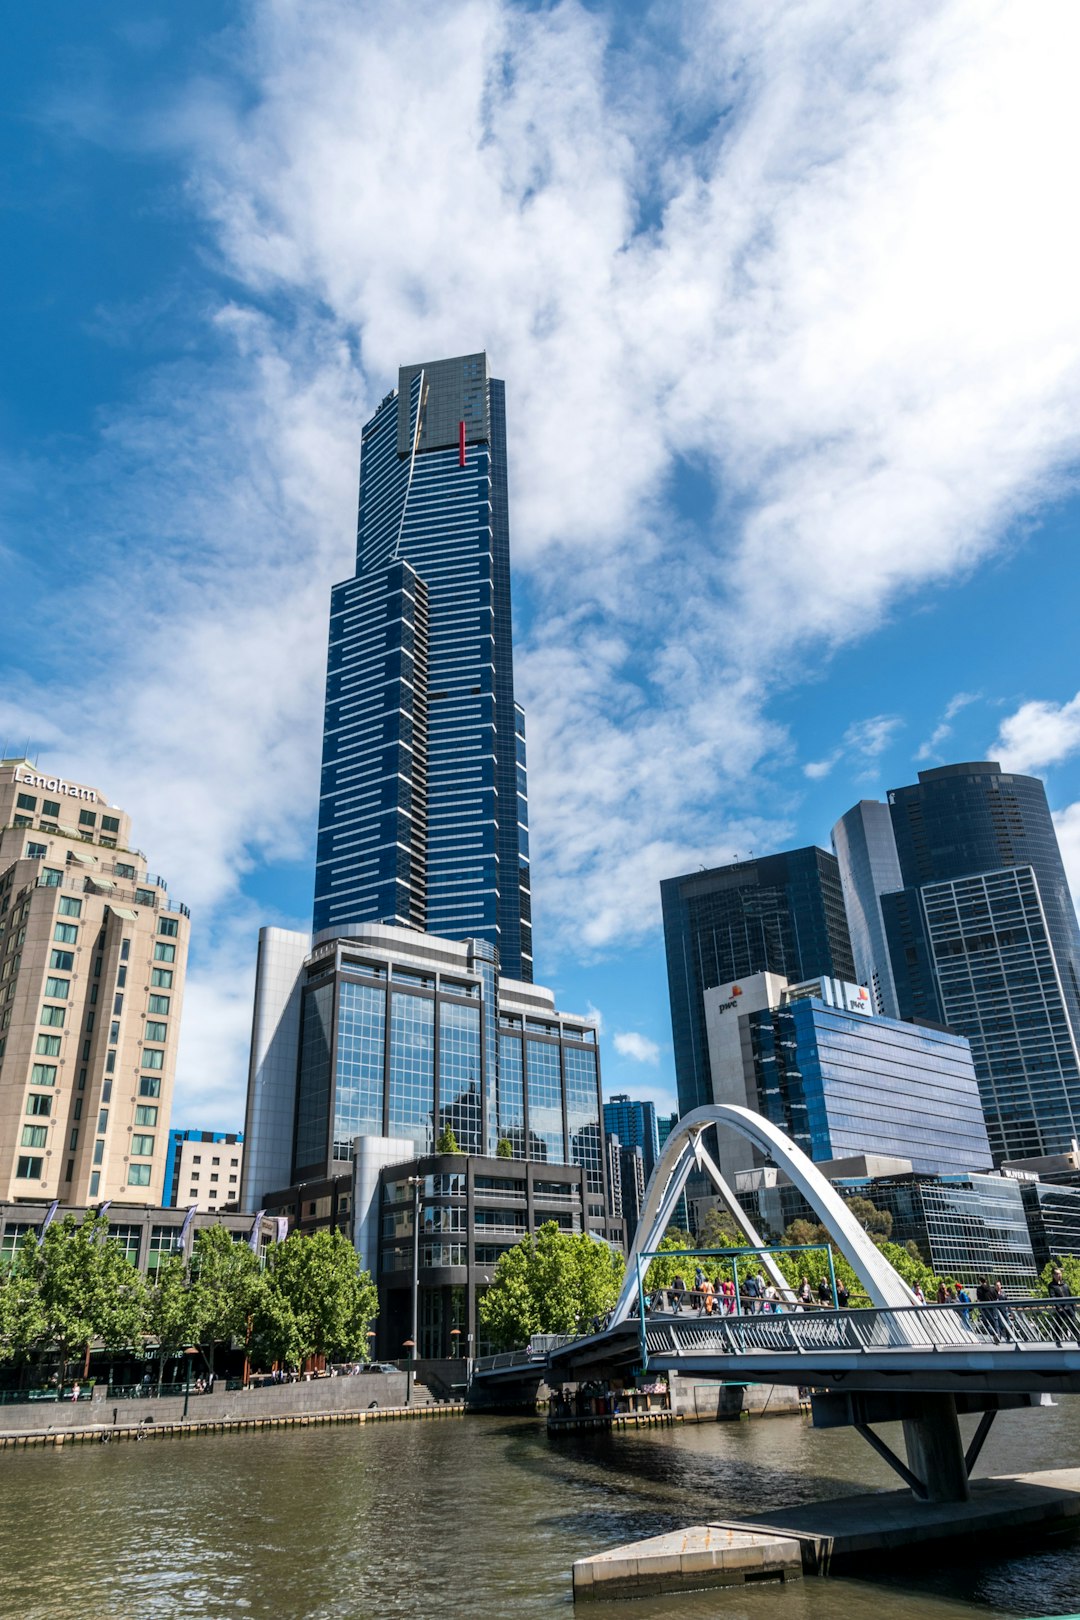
[109,906,139,920]
[91,878,116,892]
[67,851,95,866]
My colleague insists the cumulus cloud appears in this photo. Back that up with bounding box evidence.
[1053,804,1080,923]
[995,692,1080,775]
[10,0,1080,1113]
[613,1031,662,1066]
[916,692,979,762]
[803,714,902,780]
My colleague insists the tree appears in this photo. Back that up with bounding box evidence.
[496,1138,513,1159]
[188,1226,265,1376]
[261,1230,378,1364]
[146,1254,198,1389]
[479,1224,624,1350]
[436,1124,461,1154]
[1040,1256,1080,1295]
[643,1228,696,1294]
[696,1205,744,1251]
[38,1214,146,1380]
[845,1197,893,1241]
[0,1233,47,1382]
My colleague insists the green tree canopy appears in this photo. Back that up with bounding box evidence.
[146,1253,198,1387]
[38,1214,147,1378]
[188,1226,265,1374]
[495,1137,513,1159]
[261,1230,378,1364]
[0,1233,47,1375]
[435,1124,461,1154]
[479,1223,624,1350]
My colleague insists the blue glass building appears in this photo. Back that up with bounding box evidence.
[744,990,992,1176]
[661,848,856,1120]
[314,353,531,982]
[603,1094,660,1180]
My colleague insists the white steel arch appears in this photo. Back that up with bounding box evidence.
[611,1104,918,1327]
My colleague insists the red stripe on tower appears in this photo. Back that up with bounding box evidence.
[458,420,466,467]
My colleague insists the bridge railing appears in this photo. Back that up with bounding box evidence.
[643,1296,1080,1364]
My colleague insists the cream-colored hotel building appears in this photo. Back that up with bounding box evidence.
[0,760,189,1205]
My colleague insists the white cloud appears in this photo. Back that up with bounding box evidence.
[1053,804,1080,923]
[613,1031,662,1066]
[583,1003,605,1034]
[803,714,901,780]
[916,691,979,762]
[995,692,1080,775]
[10,0,1080,1109]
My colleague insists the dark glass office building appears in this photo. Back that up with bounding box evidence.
[314,353,532,982]
[881,763,1080,1162]
[661,848,855,1119]
[603,1094,660,1181]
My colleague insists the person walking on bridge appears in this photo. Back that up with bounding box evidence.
[1048,1266,1077,1339]
[671,1274,686,1315]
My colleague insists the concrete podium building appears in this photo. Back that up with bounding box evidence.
[0,759,189,1205]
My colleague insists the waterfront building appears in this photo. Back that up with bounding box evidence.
[702,970,991,1181]
[661,848,855,1123]
[831,800,905,1018]
[603,1094,660,1180]
[0,760,189,1206]
[242,922,610,1247]
[163,1129,243,1212]
[313,352,531,983]
[0,1197,276,1273]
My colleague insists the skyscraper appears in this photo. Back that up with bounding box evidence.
[314,353,531,983]
[843,762,1080,1163]
[603,1094,660,1180]
[831,800,904,1018]
[0,760,189,1205]
[661,848,855,1121]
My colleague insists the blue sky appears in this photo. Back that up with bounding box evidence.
[3,0,1080,1128]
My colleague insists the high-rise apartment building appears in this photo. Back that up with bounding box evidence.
[163,1129,243,1212]
[831,800,904,1018]
[314,353,531,982]
[603,1094,660,1181]
[661,848,855,1121]
[837,763,1080,1164]
[0,760,188,1205]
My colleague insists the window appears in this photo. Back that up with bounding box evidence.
[144,1020,167,1042]
[73,1098,82,1119]
[21,1125,47,1148]
[43,799,61,818]
[50,950,74,971]
[110,1021,120,1042]
[117,966,127,988]
[26,1094,51,1116]
[154,943,176,963]
[115,863,135,880]
[54,922,78,944]
[14,815,33,828]
[151,968,173,989]
[58,897,82,917]
[148,994,170,1015]
[16,792,37,811]
[84,1011,94,1032]
[210,1173,219,1183]
[158,917,179,937]
[101,1080,111,1103]
[113,994,123,1015]
[139,1076,161,1098]
[135,1105,158,1127]
[69,1128,79,1150]
[142,1048,164,1070]
[105,1050,116,1073]
[27,843,49,860]
[100,837,116,849]
[40,1005,65,1028]
[128,1164,151,1187]
[120,939,130,962]
[135,888,156,907]
[212,1156,220,1166]
[98,1109,109,1133]
[131,1134,155,1157]
[190,1172,200,1183]
[78,809,96,828]
[65,1160,73,1181]
[16,1156,42,1179]
[77,1068,87,1090]
[93,1141,104,1165]
[40,867,62,887]
[35,1034,61,1057]
[228,1174,238,1184]
[101,815,119,834]
[192,1155,202,1164]
[45,976,69,998]
[31,1063,56,1085]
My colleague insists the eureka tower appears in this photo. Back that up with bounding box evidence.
[313,353,532,981]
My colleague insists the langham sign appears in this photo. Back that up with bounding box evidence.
[13,768,98,805]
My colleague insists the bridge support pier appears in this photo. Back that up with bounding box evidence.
[901,1394,969,1503]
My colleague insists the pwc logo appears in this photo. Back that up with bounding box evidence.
[858,988,868,1000]
[731,985,742,997]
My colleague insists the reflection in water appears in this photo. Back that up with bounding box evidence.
[0,1398,1077,1619]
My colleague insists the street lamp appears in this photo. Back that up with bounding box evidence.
[407,1174,423,1383]
[450,1328,461,1360]
[181,1346,199,1421]
[366,1330,376,1367]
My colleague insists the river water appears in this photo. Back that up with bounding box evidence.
[1,1398,1079,1619]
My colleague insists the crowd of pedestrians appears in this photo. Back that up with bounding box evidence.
[648,1269,850,1315]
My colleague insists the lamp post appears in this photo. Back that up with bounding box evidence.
[366,1330,376,1368]
[450,1328,461,1360]
[181,1346,199,1421]
[402,1340,415,1405]
[407,1173,422,1383]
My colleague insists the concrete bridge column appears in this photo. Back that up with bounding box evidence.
[902,1394,969,1503]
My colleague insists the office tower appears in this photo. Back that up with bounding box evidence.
[702,970,991,1179]
[603,1093,660,1180]
[242,922,609,1232]
[0,760,189,1205]
[163,1129,243,1212]
[618,1142,647,1242]
[831,800,904,1017]
[656,1112,690,1231]
[661,848,855,1121]
[314,353,531,983]
[880,763,1080,1162]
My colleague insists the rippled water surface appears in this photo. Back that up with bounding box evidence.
[1,1398,1079,1619]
